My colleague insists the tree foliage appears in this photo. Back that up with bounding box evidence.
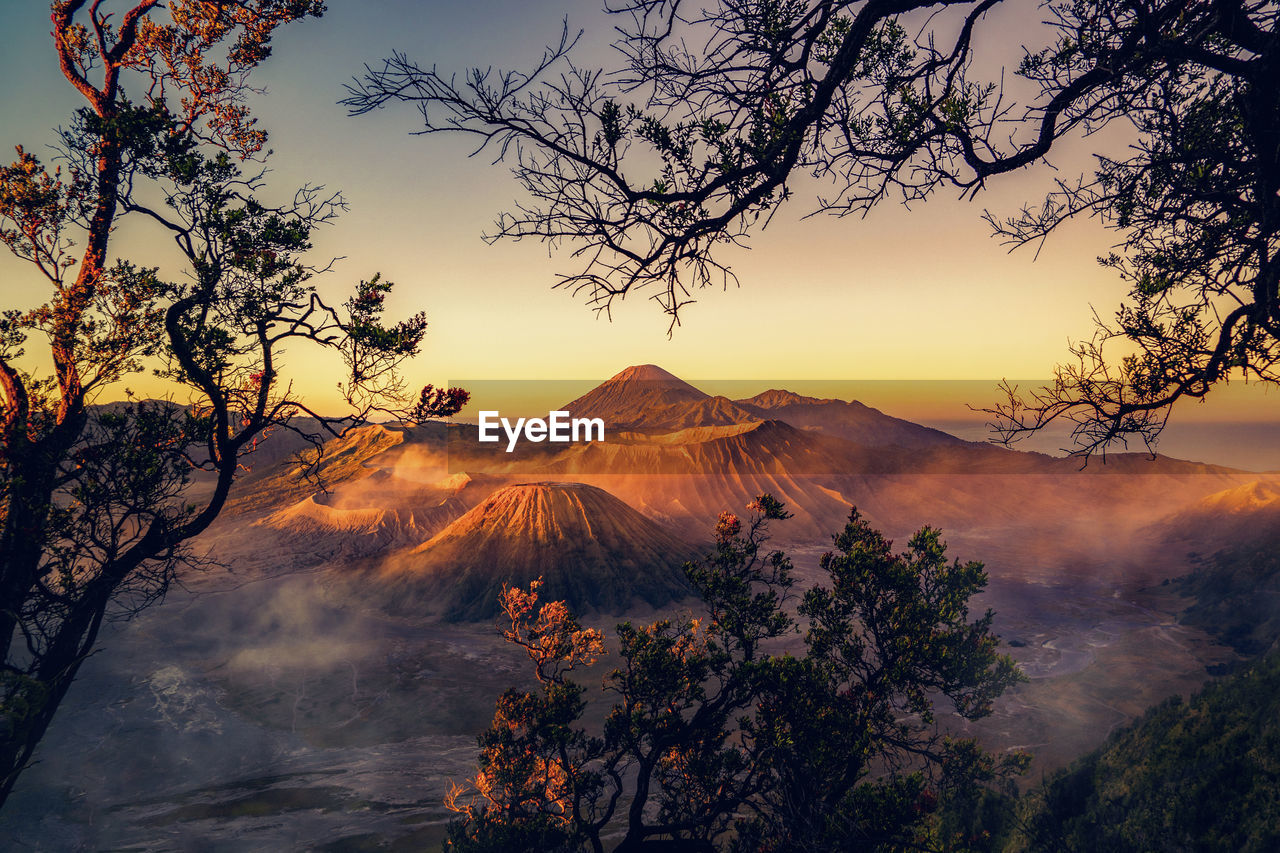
[445,496,1026,852]
[0,2,466,808]
[347,0,1280,454]
[1010,650,1280,853]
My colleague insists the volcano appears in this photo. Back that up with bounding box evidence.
[562,364,758,431]
[379,482,698,621]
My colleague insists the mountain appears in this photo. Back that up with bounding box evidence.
[376,482,697,621]
[562,364,758,430]
[206,366,1255,589]
[567,364,706,408]
[734,389,964,448]
[443,404,1246,540]
[260,497,429,560]
[441,417,887,537]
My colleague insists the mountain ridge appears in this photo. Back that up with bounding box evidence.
[733,387,965,448]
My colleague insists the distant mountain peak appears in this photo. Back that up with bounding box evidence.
[563,365,712,428]
[739,389,840,409]
[607,364,691,385]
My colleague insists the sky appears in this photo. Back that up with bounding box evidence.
[1,1,1278,464]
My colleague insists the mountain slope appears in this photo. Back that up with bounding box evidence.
[1012,651,1280,852]
[226,424,407,514]
[378,482,697,621]
[1176,543,1280,656]
[1157,480,1280,655]
[253,470,498,562]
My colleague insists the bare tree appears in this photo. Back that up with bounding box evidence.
[346,0,1279,454]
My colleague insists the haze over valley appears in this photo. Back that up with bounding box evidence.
[3,365,1274,849]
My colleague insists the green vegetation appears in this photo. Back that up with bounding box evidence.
[929,545,1280,853]
[443,493,1280,853]
[1010,651,1280,853]
[445,496,1026,852]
